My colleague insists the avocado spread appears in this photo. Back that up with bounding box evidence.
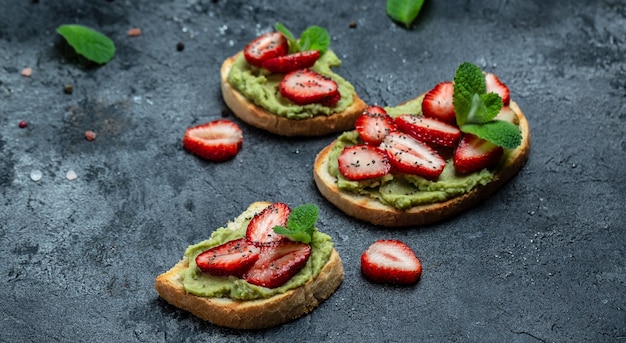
[328,97,496,210]
[227,50,356,119]
[180,221,333,300]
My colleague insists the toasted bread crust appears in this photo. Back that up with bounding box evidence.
[154,202,344,329]
[221,53,367,137]
[313,101,531,227]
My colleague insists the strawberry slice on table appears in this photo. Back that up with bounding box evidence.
[485,72,510,106]
[453,133,504,174]
[195,238,261,277]
[395,114,461,148]
[243,31,289,67]
[182,119,243,162]
[261,50,321,73]
[246,202,290,246]
[421,81,456,124]
[361,240,422,285]
[355,105,397,145]
[379,132,446,180]
[243,240,312,288]
[279,69,340,106]
[338,145,391,181]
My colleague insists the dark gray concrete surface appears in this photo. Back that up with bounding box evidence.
[1,1,624,342]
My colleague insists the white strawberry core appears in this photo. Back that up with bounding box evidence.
[367,243,418,271]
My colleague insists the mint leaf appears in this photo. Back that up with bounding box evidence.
[275,22,299,53]
[453,62,487,125]
[274,23,330,54]
[466,92,502,124]
[273,226,312,244]
[452,61,521,149]
[300,26,330,54]
[461,120,522,149]
[57,24,115,64]
[386,0,425,28]
[272,204,319,244]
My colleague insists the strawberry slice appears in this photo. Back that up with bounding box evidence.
[279,69,340,106]
[453,133,504,174]
[421,81,456,124]
[338,145,391,181]
[243,31,289,67]
[354,105,397,145]
[394,114,461,148]
[195,238,261,277]
[243,240,312,288]
[485,72,510,106]
[182,119,243,162]
[361,240,422,285]
[261,50,321,73]
[246,202,290,246]
[379,132,446,179]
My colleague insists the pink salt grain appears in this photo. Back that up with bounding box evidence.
[84,130,96,141]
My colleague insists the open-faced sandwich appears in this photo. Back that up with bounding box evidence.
[221,23,367,136]
[155,201,344,329]
[314,62,531,227]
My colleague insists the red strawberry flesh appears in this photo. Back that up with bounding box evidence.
[380,132,446,179]
[361,239,422,285]
[395,114,461,148]
[421,81,456,124]
[485,72,510,106]
[182,119,243,162]
[453,133,504,174]
[243,240,312,288]
[246,202,290,246]
[338,145,391,181]
[195,238,261,277]
[261,50,320,74]
[355,106,397,145]
[279,69,340,106]
[243,32,289,67]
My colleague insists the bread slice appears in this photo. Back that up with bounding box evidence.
[313,100,531,227]
[154,201,344,329]
[221,53,367,137]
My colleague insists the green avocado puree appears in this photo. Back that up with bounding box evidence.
[227,50,356,120]
[180,221,333,301]
[327,97,496,210]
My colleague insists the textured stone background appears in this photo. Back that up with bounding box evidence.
[1,1,624,342]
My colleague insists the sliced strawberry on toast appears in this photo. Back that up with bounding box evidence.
[421,81,456,124]
[279,69,340,107]
[379,132,446,179]
[243,31,289,68]
[246,202,290,246]
[182,119,243,162]
[361,240,422,285]
[243,240,312,288]
[453,133,504,174]
[195,238,261,277]
[395,114,461,148]
[354,105,397,145]
[261,50,321,74]
[485,72,510,106]
[338,145,391,181]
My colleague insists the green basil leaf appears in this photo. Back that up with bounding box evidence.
[386,0,425,28]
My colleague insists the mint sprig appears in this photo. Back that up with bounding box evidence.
[386,0,425,28]
[453,62,522,149]
[57,24,116,64]
[274,23,330,54]
[272,204,319,244]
